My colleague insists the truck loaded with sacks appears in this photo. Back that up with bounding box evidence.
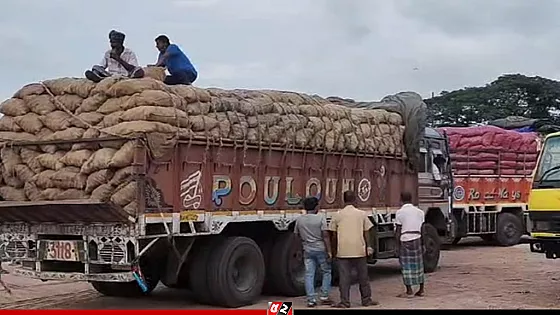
[439,126,539,246]
[0,76,449,308]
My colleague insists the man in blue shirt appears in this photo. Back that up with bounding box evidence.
[150,35,198,85]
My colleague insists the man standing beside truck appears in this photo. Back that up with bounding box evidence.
[395,192,426,298]
[329,191,378,308]
[294,197,333,307]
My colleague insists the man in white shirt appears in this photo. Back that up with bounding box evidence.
[394,191,426,298]
[85,30,144,83]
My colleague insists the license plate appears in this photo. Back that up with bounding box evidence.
[44,241,79,261]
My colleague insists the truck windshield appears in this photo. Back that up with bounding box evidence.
[535,136,560,183]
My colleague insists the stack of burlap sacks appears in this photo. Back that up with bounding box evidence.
[0,74,405,214]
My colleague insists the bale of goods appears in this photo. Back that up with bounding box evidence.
[439,126,539,176]
[0,76,412,214]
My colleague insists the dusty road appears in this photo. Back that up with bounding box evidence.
[1,239,560,309]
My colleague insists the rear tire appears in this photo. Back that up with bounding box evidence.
[496,213,523,247]
[480,234,495,244]
[207,237,265,308]
[268,233,305,296]
[422,223,441,273]
[187,237,219,305]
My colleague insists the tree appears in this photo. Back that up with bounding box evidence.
[425,74,560,127]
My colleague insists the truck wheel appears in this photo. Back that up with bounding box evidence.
[258,237,276,294]
[188,237,219,305]
[480,234,495,244]
[496,213,523,247]
[90,261,160,297]
[422,223,440,273]
[268,233,305,297]
[451,237,462,245]
[207,237,265,308]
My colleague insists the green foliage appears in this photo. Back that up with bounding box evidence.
[425,74,560,127]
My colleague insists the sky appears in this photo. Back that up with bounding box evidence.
[1,0,560,103]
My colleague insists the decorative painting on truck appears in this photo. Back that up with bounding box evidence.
[173,143,404,211]
[453,177,531,204]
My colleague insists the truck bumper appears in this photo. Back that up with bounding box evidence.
[528,237,560,259]
[13,268,135,282]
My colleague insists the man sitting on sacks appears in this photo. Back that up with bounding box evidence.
[148,35,198,85]
[85,30,145,83]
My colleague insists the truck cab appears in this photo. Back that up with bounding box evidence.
[528,132,560,257]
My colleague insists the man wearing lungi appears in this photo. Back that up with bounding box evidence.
[395,192,425,298]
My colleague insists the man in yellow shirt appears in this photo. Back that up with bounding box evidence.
[329,191,378,308]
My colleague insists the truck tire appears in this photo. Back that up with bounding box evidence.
[90,260,160,297]
[480,234,495,244]
[422,223,440,273]
[451,237,462,245]
[207,237,265,308]
[268,233,305,297]
[496,212,523,247]
[188,237,219,305]
[258,237,276,294]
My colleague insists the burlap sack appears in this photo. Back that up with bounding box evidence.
[0,98,29,116]
[125,90,185,110]
[85,169,114,193]
[51,167,87,190]
[42,188,64,200]
[0,131,37,142]
[100,111,124,128]
[3,167,23,188]
[106,78,166,98]
[168,85,212,103]
[60,150,93,167]
[24,95,57,115]
[143,67,166,82]
[111,181,136,206]
[109,141,135,168]
[43,78,94,99]
[81,148,117,174]
[0,116,22,132]
[120,106,190,128]
[13,83,45,99]
[56,189,88,200]
[0,186,26,201]
[14,164,35,182]
[20,148,43,173]
[109,166,133,187]
[1,147,22,173]
[76,94,107,114]
[101,121,177,136]
[97,96,131,114]
[14,113,44,134]
[35,152,65,170]
[54,94,84,113]
[90,183,113,201]
[123,200,138,215]
[40,110,72,131]
[24,182,44,201]
[33,170,56,188]
[71,112,104,129]
[45,127,85,141]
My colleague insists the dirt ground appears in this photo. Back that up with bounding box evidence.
[1,238,560,310]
